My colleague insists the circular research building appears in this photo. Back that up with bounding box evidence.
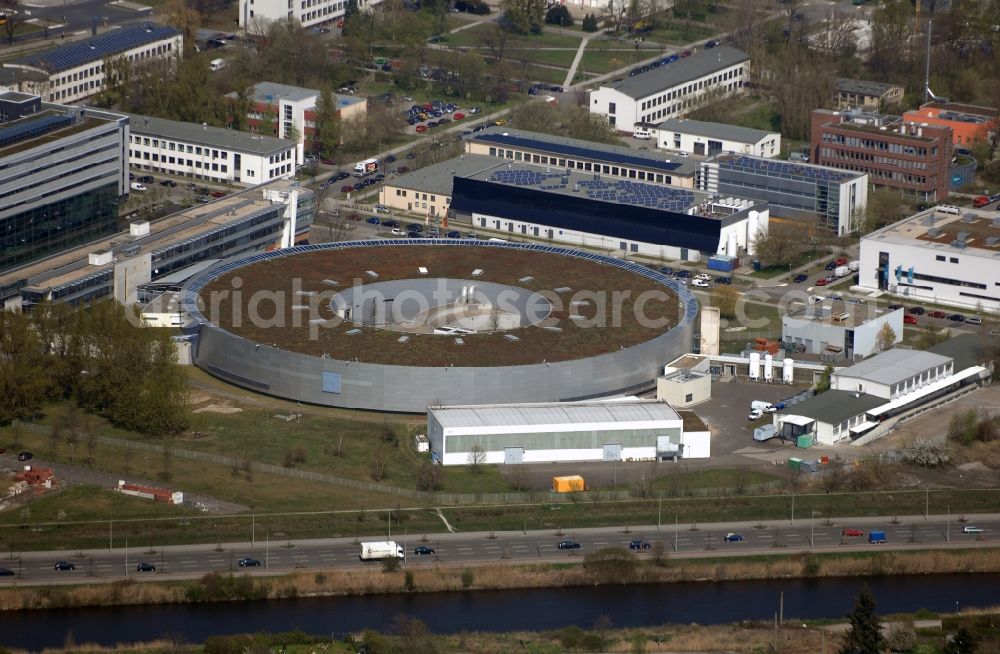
[181,241,697,412]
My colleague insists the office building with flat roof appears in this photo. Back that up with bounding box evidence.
[648,118,781,158]
[0,180,313,310]
[3,23,182,104]
[697,154,869,235]
[810,108,953,202]
[126,113,297,186]
[0,92,128,276]
[833,78,905,111]
[590,46,749,133]
[239,0,383,30]
[858,204,1000,313]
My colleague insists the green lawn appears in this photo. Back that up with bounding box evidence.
[442,24,583,50]
[646,23,715,46]
[505,47,578,68]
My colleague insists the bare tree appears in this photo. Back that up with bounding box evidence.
[506,463,528,490]
[370,449,388,481]
[0,0,27,45]
[482,24,511,63]
[468,444,487,473]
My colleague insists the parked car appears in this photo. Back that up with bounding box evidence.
[675,270,691,278]
[965,317,983,325]
[680,50,692,57]
[385,154,397,163]
[53,561,76,571]
[414,546,436,555]
[415,125,428,133]
[793,274,808,283]
[715,276,732,285]
[375,204,391,214]
[835,256,849,266]
[815,278,829,286]
[391,228,406,236]
[628,539,652,550]
[694,273,711,281]
[748,408,764,421]
[692,278,710,287]
[396,166,411,174]
[366,217,380,225]
[947,313,966,322]
[468,106,481,114]
[407,223,423,232]
[453,112,465,120]
[341,185,355,193]
[909,306,926,315]
[130,182,147,192]
[723,533,744,542]
[962,526,984,534]
[557,540,581,550]
[841,528,864,537]
[903,315,918,325]
[211,191,226,198]
[825,261,837,271]
[136,562,156,572]
[138,175,154,184]
[383,220,400,228]
[159,179,177,187]
[928,310,947,318]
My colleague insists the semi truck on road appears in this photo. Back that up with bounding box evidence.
[359,541,405,561]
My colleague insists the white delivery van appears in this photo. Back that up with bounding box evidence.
[751,401,776,413]
[633,127,652,140]
[210,58,226,72]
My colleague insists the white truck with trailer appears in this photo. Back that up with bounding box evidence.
[353,158,379,177]
[359,541,405,561]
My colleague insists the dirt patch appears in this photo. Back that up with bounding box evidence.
[192,403,243,415]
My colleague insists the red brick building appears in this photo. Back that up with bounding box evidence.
[810,108,953,202]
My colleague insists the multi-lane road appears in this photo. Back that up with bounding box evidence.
[4,514,996,584]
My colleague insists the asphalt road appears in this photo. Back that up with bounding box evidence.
[4,514,996,584]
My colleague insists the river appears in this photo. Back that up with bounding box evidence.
[4,573,999,650]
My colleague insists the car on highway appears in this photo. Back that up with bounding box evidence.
[792,274,808,283]
[628,539,652,550]
[136,562,156,572]
[904,315,918,325]
[841,528,864,537]
[962,526,984,534]
[928,310,947,318]
[414,546,436,555]
[54,561,76,571]
[17,452,33,461]
[835,256,849,266]
[557,540,581,549]
[909,306,925,314]
[723,533,744,542]
[238,558,262,567]
[366,217,380,225]
[0,568,14,576]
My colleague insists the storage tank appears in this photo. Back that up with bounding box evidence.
[782,357,794,384]
[763,353,774,382]
[726,231,737,257]
[749,352,760,380]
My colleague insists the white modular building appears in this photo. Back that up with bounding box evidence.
[782,300,903,360]
[650,118,780,158]
[590,46,749,134]
[427,400,710,466]
[859,205,1000,313]
[4,23,182,104]
[126,113,297,185]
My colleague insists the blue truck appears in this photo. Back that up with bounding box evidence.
[868,531,886,544]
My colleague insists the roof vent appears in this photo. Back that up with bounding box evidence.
[927,227,942,237]
[993,217,1000,228]
[397,335,409,343]
[956,231,970,242]
[985,236,1000,247]
[345,328,362,335]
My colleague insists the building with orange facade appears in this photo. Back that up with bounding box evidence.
[903,102,998,147]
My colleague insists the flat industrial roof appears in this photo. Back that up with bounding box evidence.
[470,126,701,176]
[386,154,500,196]
[3,181,306,292]
[601,46,749,100]
[779,390,885,426]
[430,400,681,429]
[126,113,294,156]
[836,348,952,387]
[653,118,776,143]
[786,300,893,328]
[11,23,180,73]
[834,78,901,97]
[238,82,366,109]
[865,206,1000,258]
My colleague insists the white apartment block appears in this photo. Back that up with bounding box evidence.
[239,0,383,29]
[590,46,749,133]
[3,24,182,104]
[127,114,297,186]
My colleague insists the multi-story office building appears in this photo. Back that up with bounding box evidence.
[810,108,952,202]
[589,46,749,133]
[697,154,868,235]
[0,180,314,309]
[239,0,383,31]
[832,78,905,111]
[903,102,998,147]
[858,205,1000,313]
[127,114,297,185]
[3,23,182,104]
[0,92,128,278]
[227,82,366,164]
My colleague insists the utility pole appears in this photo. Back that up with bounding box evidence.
[125,538,129,577]
[266,529,270,569]
[791,490,795,524]
[947,504,950,543]
[252,514,255,546]
[657,498,662,530]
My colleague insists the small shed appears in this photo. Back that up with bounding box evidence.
[552,475,585,493]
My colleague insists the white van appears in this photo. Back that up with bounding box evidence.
[751,401,776,414]
[130,182,146,192]
[633,127,652,140]
[209,58,226,72]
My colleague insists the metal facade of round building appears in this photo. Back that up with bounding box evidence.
[181,240,697,413]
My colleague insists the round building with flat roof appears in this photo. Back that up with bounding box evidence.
[181,240,697,412]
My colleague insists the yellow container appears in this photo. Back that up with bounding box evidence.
[552,475,585,493]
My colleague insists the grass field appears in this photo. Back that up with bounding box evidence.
[442,24,583,50]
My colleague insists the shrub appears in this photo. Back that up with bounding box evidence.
[884,623,917,653]
[404,570,416,592]
[461,568,474,588]
[382,556,400,573]
[902,441,951,467]
[555,625,585,649]
[582,13,599,32]
[583,547,639,583]
[580,633,606,651]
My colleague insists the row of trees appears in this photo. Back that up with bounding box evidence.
[0,302,188,436]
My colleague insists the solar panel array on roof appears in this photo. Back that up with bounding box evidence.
[474,132,682,173]
[0,112,73,149]
[719,155,853,183]
[23,23,180,73]
[485,168,694,210]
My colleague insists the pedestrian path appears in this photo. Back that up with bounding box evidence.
[563,34,592,89]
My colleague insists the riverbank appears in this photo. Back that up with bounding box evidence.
[3,547,1000,611]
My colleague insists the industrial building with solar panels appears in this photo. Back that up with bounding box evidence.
[3,23,182,104]
[381,153,767,261]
